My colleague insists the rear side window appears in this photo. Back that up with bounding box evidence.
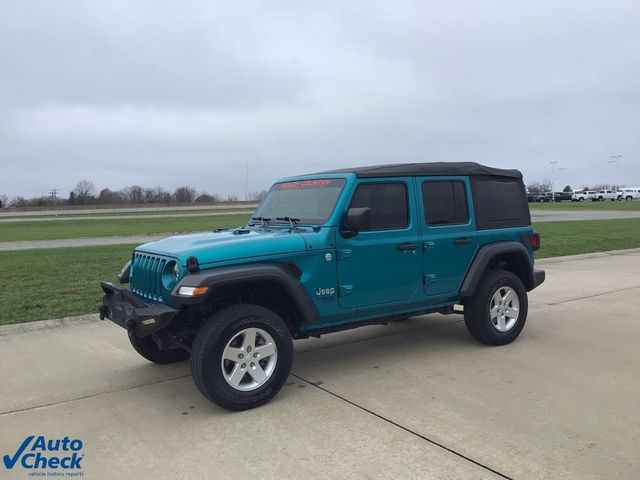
[349,182,408,230]
[471,177,531,230]
[422,181,469,225]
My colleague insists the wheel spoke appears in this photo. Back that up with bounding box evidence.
[496,315,506,330]
[222,346,243,362]
[503,289,516,305]
[242,328,257,350]
[226,364,246,388]
[490,305,500,320]
[254,342,276,359]
[505,307,518,319]
[247,362,267,384]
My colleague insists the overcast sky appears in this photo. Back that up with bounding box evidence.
[1,1,639,199]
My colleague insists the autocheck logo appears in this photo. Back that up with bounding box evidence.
[3,435,84,474]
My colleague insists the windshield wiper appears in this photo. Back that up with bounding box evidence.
[251,216,271,228]
[276,216,300,231]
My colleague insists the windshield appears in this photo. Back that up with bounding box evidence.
[252,178,347,225]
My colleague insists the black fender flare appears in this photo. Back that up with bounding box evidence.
[170,263,319,324]
[459,242,540,299]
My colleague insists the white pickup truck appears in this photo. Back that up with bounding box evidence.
[594,190,623,201]
[619,188,640,201]
[572,190,597,202]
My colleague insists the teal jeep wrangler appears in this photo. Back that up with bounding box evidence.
[99,162,545,410]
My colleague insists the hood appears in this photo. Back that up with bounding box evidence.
[135,228,307,266]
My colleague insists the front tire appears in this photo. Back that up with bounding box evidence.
[191,304,293,411]
[463,269,528,346]
[128,331,190,364]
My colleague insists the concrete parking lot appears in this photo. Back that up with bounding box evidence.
[1,250,639,479]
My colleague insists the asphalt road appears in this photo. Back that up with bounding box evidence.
[530,209,640,222]
[2,209,640,251]
[1,250,639,479]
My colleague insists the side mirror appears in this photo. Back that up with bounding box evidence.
[341,207,371,238]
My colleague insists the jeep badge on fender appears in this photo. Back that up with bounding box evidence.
[99,162,545,411]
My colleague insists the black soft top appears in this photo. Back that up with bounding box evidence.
[320,162,522,179]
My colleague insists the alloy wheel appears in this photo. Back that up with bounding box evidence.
[220,327,278,391]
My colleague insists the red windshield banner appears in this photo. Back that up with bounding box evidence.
[275,179,342,190]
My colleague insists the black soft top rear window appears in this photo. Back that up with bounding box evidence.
[471,177,531,230]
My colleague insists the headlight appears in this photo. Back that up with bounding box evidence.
[173,263,180,282]
[162,261,180,289]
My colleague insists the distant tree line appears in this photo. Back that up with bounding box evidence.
[0,180,268,208]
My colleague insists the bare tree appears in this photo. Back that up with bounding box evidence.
[73,180,96,204]
[174,186,197,203]
[540,179,553,192]
[527,179,553,194]
[156,189,172,203]
[10,196,27,207]
[526,181,542,194]
[248,190,268,202]
[98,188,118,204]
[122,185,144,203]
[144,186,172,203]
[223,194,239,203]
[0,194,8,208]
[195,193,220,203]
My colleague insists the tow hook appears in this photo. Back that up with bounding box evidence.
[98,304,109,320]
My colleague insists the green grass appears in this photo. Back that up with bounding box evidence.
[0,244,136,325]
[0,214,250,242]
[533,218,640,258]
[530,200,640,211]
[1,218,639,325]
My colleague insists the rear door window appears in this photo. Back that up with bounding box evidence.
[422,181,469,225]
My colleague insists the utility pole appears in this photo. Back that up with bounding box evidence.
[244,164,249,201]
[557,167,568,193]
[549,161,559,201]
[607,155,621,188]
[49,188,58,204]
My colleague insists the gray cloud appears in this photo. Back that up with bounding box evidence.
[1,0,639,199]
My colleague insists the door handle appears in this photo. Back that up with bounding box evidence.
[453,238,473,246]
[396,242,418,251]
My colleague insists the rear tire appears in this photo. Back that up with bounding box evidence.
[463,269,528,346]
[191,304,293,411]
[128,331,189,364]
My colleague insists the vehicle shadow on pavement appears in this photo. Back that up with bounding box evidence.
[291,316,476,381]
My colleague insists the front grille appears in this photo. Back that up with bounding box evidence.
[130,252,170,303]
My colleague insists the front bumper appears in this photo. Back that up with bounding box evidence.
[99,282,178,337]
